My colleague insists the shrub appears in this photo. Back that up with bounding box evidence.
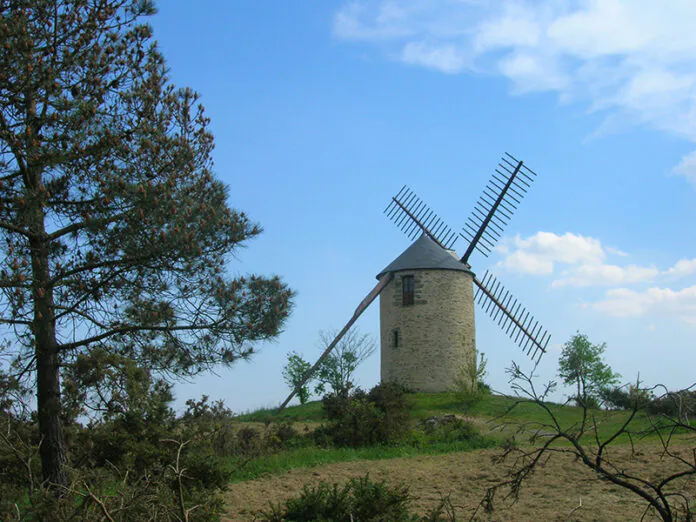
[1,389,232,520]
[316,383,411,448]
[368,382,411,442]
[646,389,696,421]
[261,475,458,521]
[180,395,238,457]
[411,415,492,449]
[368,382,410,413]
[451,353,490,412]
[260,475,414,522]
[315,391,382,448]
[322,388,355,422]
[4,440,229,521]
[236,426,263,457]
[600,384,654,410]
[264,422,303,451]
[572,394,602,409]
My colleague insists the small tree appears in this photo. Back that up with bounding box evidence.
[452,352,489,411]
[315,328,376,396]
[558,332,620,407]
[282,352,313,405]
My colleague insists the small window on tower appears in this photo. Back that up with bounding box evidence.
[392,329,399,348]
[402,275,414,305]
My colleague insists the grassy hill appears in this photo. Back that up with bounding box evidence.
[238,391,659,437]
[226,391,666,483]
[224,392,695,520]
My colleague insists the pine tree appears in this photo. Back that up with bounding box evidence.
[0,0,293,487]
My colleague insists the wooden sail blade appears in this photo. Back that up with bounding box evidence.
[460,153,538,264]
[275,273,394,416]
[474,271,550,362]
[385,186,458,250]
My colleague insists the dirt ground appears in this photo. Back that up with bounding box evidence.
[222,444,695,521]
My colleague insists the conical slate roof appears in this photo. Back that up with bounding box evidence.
[376,234,473,279]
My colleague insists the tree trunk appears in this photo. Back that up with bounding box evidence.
[32,234,69,489]
[21,92,70,488]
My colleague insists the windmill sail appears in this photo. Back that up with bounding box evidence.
[474,271,550,362]
[383,153,551,364]
[385,186,458,250]
[460,153,537,264]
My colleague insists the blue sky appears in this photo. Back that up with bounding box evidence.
[149,1,696,412]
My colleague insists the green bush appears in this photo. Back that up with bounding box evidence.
[316,383,411,448]
[180,395,238,457]
[321,388,354,422]
[451,353,490,412]
[646,389,696,421]
[236,426,263,457]
[410,415,492,449]
[264,422,303,451]
[260,475,414,522]
[5,441,228,521]
[261,475,457,521]
[1,390,232,520]
[368,382,411,443]
[600,385,654,410]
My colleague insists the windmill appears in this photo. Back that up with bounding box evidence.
[277,153,550,410]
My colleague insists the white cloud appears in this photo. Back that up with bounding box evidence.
[606,246,629,257]
[473,3,542,53]
[552,263,658,288]
[664,258,696,278]
[589,285,696,324]
[498,52,569,93]
[673,151,696,184]
[499,249,554,275]
[496,231,693,288]
[334,1,696,178]
[496,231,605,274]
[333,2,415,40]
[401,42,470,74]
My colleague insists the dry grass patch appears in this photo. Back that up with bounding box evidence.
[223,443,695,521]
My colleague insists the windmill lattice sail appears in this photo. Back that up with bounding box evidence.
[383,153,551,365]
[474,270,550,362]
[460,152,537,264]
[385,186,458,250]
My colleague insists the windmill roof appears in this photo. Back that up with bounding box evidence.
[376,234,473,279]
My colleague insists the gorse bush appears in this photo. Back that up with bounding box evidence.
[261,474,455,522]
[1,437,228,521]
[407,415,493,452]
[1,364,232,520]
[368,382,412,442]
[316,383,411,448]
[265,422,302,451]
[600,384,654,411]
[646,389,696,421]
[236,426,263,457]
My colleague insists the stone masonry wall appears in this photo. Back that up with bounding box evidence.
[380,269,476,392]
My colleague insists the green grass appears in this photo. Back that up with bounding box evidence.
[227,392,690,484]
[223,437,495,483]
[239,392,681,443]
[236,401,324,423]
[241,392,656,432]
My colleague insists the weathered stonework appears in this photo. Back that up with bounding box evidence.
[380,268,476,392]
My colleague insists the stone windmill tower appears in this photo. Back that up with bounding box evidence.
[277,153,550,411]
[376,235,476,392]
[378,153,550,392]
